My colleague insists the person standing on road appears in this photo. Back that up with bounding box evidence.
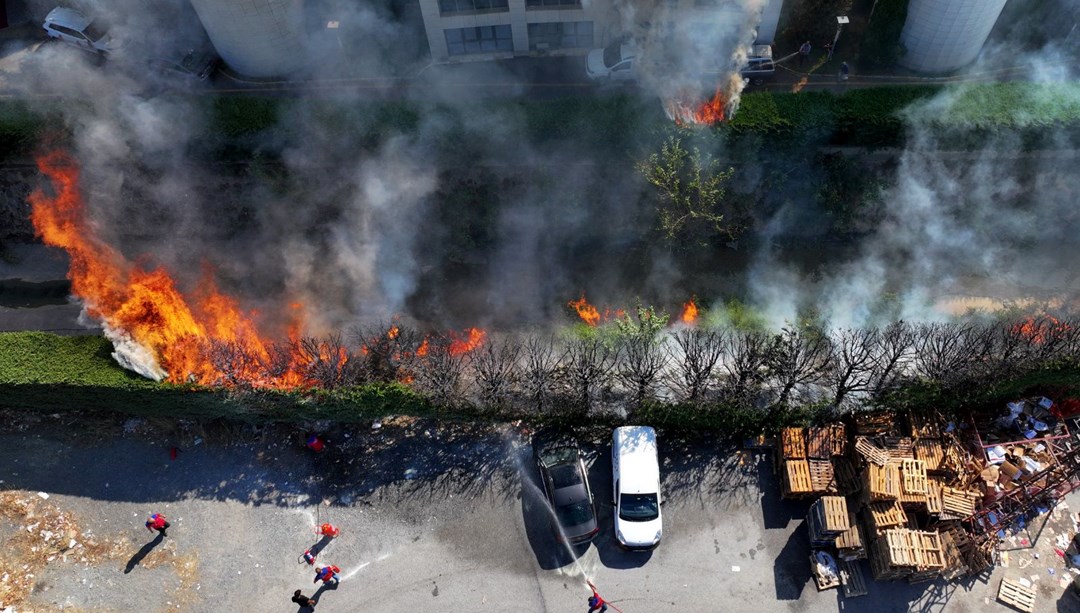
[586,581,608,613]
[291,589,318,608]
[314,565,341,587]
[799,41,811,67]
[838,61,850,82]
[145,513,170,538]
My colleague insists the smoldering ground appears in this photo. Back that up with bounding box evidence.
[10,0,1080,343]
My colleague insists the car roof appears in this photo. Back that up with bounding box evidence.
[45,7,92,30]
[613,426,659,493]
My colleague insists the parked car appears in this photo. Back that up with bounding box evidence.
[739,44,775,85]
[612,425,662,550]
[146,47,220,82]
[42,7,120,55]
[534,434,599,544]
[586,40,636,82]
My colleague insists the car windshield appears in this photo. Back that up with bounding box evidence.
[84,21,107,42]
[556,500,594,527]
[539,445,577,467]
[602,41,623,69]
[619,493,659,522]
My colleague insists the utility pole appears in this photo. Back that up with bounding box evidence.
[828,15,849,61]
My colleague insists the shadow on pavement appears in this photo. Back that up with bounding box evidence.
[759,458,806,530]
[518,450,590,570]
[772,519,810,600]
[123,533,163,573]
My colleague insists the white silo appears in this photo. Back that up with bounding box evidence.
[189,0,307,78]
[899,0,1007,73]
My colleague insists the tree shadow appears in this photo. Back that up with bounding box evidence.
[123,533,163,573]
[519,447,590,570]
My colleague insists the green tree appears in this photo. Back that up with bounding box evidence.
[637,137,740,242]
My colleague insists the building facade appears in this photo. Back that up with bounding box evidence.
[419,0,783,63]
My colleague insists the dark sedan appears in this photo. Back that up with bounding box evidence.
[534,438,599,544]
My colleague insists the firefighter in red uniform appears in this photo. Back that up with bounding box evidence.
[145,513,170,538]
[587,581,607,613]
[319,523,340,538]
[314,564,341,587]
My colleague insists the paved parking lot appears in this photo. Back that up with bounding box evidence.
[0,413,1076,612]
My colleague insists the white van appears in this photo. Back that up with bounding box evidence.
[612,425,662,550]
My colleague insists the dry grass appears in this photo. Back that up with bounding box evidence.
[0,492,199,610]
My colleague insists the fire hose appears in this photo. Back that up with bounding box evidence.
[587,581,626,613]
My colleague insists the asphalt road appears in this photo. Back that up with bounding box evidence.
[1,413,1076,613]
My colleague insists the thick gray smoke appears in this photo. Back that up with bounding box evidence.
[7,0,1080,371]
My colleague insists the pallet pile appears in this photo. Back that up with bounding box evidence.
[779,426,846,498]
[867,528,944,582]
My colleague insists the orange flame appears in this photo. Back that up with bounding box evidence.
[665,86,727,126]
[692,87,726,125]
[29,150,307,387]
[681,299,699,325]
[1013,316,1069,344]
[569,294,601,327]
[416,337,430,357]
[387,325,400,340]
[449,327,486,356]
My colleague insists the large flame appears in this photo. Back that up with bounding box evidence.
[1013,315,1070,344]
[568,294,601,327]
[680,299,699,325]
[448,327,486,356]
[29,150,306,387]
[664,86,728,126]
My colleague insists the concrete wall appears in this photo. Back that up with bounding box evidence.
[900,0,1008,73]
[189,0,308,78]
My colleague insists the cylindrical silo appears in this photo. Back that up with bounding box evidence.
[189,0,307,78]
[899,0,1007,73]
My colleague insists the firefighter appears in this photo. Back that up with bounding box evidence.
[314,564,341,587]
[587,581,608,613]
[145,513,170,538]
[319,523,340,538]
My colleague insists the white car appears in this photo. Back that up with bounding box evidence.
[43,7,120,55]
[586,41,636,82]
[612,425,662,550]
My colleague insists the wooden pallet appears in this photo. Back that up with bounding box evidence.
[939,529,969,581]
[784,459,813,496]
[914,438,945,472]
[782,427,807,459]
[940,487,979,519]
[854,412,894,436]
[839,560,868,598]
[813,496,850,534]
[908,567,941,584]
[883,436,915,460]
[869,537,911,581]
[926,477,944,514]
[909,413,942,439]
[811,554,841,591]
[867,501,907,532]
[866,461,901,500]
[911,531,944,568]
[997,578,1036,613]
[884,530,920,567]
[829,423,848,456]
[835,512,864,557]
[833,457,862,496]
[901,459,929,495]
[807,427,831,459]
[855,437,890,466]
[808,459,838,493]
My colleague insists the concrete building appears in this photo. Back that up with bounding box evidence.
[418,0,783,63]
[900,0,1008,73]
[189,0,308,78]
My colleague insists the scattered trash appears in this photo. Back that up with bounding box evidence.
[731,565,741,572]
[194,437,203,446]
[404,468,417,480]
[372,421,382,431]
[1019,577,1032,588]
[37,492,49,500]
[1048,568,1055,575]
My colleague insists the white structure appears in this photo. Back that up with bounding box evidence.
[418,0,783,63]
[189,0,307,78]
[899,0,1008,73]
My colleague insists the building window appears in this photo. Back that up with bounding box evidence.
[527,21,593,51]
[439,0,508,15]
[445,25,514,56]
[526,0,581,8]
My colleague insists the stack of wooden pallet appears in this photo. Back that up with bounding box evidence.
[854,412,894,436]
[914,438,945,472]
[865,461,901,501]
[939,487,980,520]
[897,459,928,510]
[780,426,846,498]
[807,497,851,548]
[868,528,944,581]
[834,513,865,561]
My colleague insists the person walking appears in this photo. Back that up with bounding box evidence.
[291,589,317,608]
[838,61,850,82]
[586,581,608,613]
[798,40,811,67]
[314,565,341,587]
[145,513,170,538]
